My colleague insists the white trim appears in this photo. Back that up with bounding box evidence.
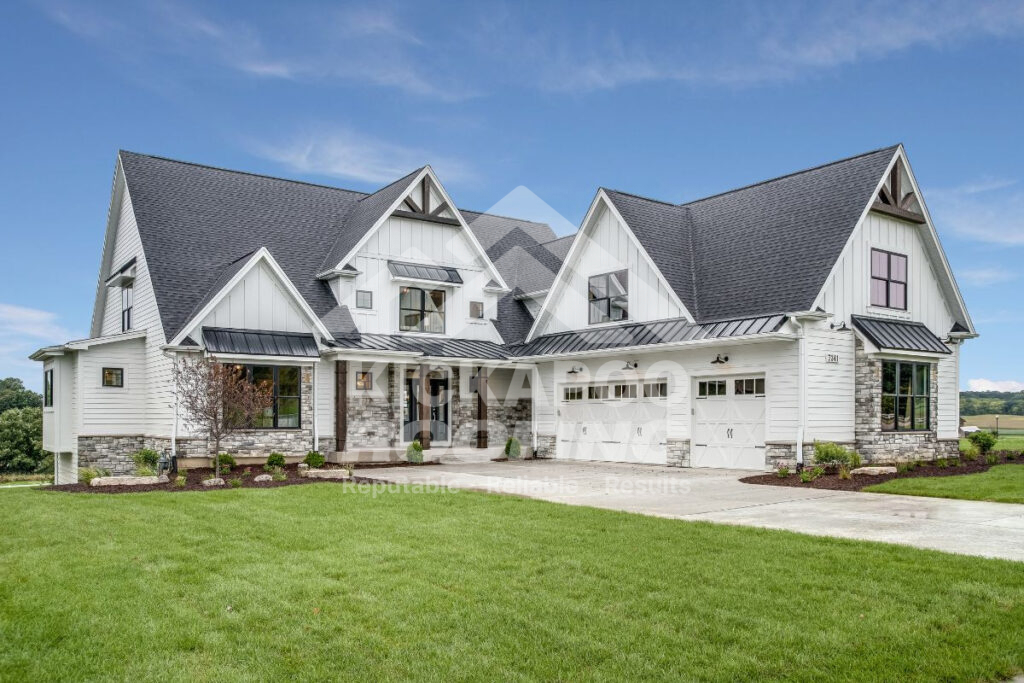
[169,247,333,346]
[389,275,462,289]
[327,166,511,291]
[89,157,127,338]
[514,331,798,362]
[525,190,694,342]
[207,352,318,365]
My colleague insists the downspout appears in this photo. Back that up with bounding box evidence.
[171,355,178,459]
[312,361,319,453]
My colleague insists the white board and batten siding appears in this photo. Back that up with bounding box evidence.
[534,203,684,337]
[42,355,77,454]
[97,180,175,437]
[936,344,960,439]
[804,321,857,443]
[816,212,955,335]
[335,214,502,341]
[193,261,315,335]
[315,359,335,445]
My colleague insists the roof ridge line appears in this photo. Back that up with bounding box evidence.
[118,150,372,195]
[679,144,901,207]
[601,187,679,207]
[461,207,553,227]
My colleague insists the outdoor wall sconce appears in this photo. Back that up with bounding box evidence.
[830,321,849,331]
[622,361,638,370]
[567,365,584,375]
[711,354,729,365]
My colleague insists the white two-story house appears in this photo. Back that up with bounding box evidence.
[33,145,975,482]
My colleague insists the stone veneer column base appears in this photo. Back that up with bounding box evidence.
[666,438,690,467]
[534,435,557,459]
[765,442,824,470]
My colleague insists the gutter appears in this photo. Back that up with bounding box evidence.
[511,331,799,362]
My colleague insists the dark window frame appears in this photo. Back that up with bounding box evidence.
[355,290,373,309]
[355,371,373,390]
[102,367,124,388]
[870,248,908,310]
[588,270,629,324]
[697,380,726,398]
[399,286,446,333]
[881,360,930,432]
[43,369,53,407]
[121,284,134,332]
[469,301,484,319]
[236,364,301,430]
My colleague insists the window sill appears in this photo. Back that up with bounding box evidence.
[866,306,910,319]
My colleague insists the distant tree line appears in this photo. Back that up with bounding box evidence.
[960,391,1024,416]
[0,378,45,473]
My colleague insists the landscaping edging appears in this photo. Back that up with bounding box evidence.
[741,452,1023,491]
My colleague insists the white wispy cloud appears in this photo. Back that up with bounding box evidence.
[251,127,473,185]
[957,267,1018,287]
[928,178,1024,246]
[0,303,81,389]
[968,378,1024,391]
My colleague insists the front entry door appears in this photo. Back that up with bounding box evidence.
[403,376,450,444]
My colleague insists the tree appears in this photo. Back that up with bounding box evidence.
[0,407,44,473]
[173,356,274,477]
[0,378,42,415]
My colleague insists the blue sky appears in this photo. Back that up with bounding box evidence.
[1,0,1022,391]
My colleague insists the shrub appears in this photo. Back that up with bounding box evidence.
[272,471,287,482]
[136,465,156,476]
[406,440,424,463]
[266,452,286,469]
[505,437,522,460]
[79,467,100,485]
[799,466,824,483]
[849,451,862,469]
[936,458,948,469]
[813,442,853,466]
[35,452,54,475]
[968,430,997,455]
[229,478,243,488]
[303,451,325,468]
[173,475,186,488]
[896,462,911,474]
[986,453,999,465]
[775,465,790,478]
[215,453,236,474]
[1006,451,1019,461]
[0,407,44,473]
[132,449,160,469]
[838,464,851,480]
[960,442,980,461]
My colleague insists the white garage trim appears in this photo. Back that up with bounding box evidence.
[691,373,768,470]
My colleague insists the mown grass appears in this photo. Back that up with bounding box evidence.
[866,464,1024,504]
[1,484,1022,681]
[960,434,1024,452]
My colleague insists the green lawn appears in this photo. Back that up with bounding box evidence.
[960,434,1024,452]
[2,486,1023,681]
[865,464,1024,504]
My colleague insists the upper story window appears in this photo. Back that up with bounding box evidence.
[43,369,53,407]
[236,365,301,429]
[588,270,628,324]
[881,361,930,431]
[102,368,124,388]
[121,284,134,331]
[400,287,445,334]
[356,290,373,309]
[469,301,484,319]
[870,249,907,310]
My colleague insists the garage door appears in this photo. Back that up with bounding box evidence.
[557,382,668,464]
[692,376,766,470]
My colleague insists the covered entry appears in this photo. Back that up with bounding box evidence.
[403,367,450,446]
[691,376,766,469]
[557,380,668,464]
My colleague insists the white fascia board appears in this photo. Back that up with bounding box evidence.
[329,166,511,291]
[207,352,319,365]
[89,157,127,338]
[29,347,67,361]
[389,275,463,289]
[169,247,334,346]
[513,331,799,362]
[525,190,694,343]
[66,329,148,350]
[321,349,422,362]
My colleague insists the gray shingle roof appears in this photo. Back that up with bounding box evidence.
[602,145,899,321]
[851,315,950,354]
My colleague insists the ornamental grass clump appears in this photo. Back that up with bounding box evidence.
[406,440,424,463]
[960,442,980,461]
[131,449,160,470]
[505,437,522,460]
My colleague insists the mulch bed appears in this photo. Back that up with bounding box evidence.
[47,461,437,495]
[741,451,1023,491]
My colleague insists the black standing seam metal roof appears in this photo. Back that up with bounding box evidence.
[202,327,321,358]
[387,260,463,284]
[851,316,950,354]
[327,334,510,360]
[509,314,788,358]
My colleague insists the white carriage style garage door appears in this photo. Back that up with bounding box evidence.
[692,376,767,470]
[557,380,668,464]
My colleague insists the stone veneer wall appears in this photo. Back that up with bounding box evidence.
[764,442,817,470]
[347,364,400,448]
[534,434,557,459]
[449,368,532,448]
[854,340,958,463]
[666,438,690,467]
[77,435,146,474]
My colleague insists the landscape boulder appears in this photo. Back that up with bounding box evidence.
[254,473,273,483]
[90,476,162,487]
[302,468,351,480]
[851,466,898,476]
[202,477,225,487]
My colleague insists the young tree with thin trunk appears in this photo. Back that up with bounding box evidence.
[174,355,274,478]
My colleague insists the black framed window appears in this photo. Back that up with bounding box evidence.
[356,290,373,309]
[469,301,484,319]
[236,365,301,429]
[697,380,726,397]
[881,361,930,431]
[870,249,907,310]
[43,369,53,407]
[588,385,608,400]
[121,284,134,331]
[355,371,372,390]
[102,367,124,388]
[563,386,583,401]
[588,270,628,324]
[613,383,637,399]
[734,377,765,396]
[399,287,445,333]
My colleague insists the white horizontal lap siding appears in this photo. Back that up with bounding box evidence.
[804,322,856,442]
[349,215,500,341]
[937,344,959,439]
[78,339,147,435]
[537,205,682,336]
[817,212,955,335]
[197,262,314,335]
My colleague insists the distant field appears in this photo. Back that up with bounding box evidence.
[962,414,1024,433]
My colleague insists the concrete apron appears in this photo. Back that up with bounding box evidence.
[358,460,1024,563]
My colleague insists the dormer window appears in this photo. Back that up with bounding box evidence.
[588,270,628,324]
[870,249,907,310]
[121,284,134,331]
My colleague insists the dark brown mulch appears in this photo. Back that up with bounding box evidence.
[741,451,1023,491]
[46,461,434,495]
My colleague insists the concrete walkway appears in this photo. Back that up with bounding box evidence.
[359,460,1024,562]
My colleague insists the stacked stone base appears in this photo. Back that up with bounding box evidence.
[764,442,817,470]
[666,438,690,467]
[77,435,147,474]
[856,434,960,463]
[534,435,557,459]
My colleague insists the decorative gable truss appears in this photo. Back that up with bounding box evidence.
[871,157,926,224]
[395,174,459,225]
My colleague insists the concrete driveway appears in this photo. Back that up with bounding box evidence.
[359,460,1024,562]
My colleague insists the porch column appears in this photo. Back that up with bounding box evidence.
[476,367,488,448]
[418,363,431,450]
[335,360,347,452]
